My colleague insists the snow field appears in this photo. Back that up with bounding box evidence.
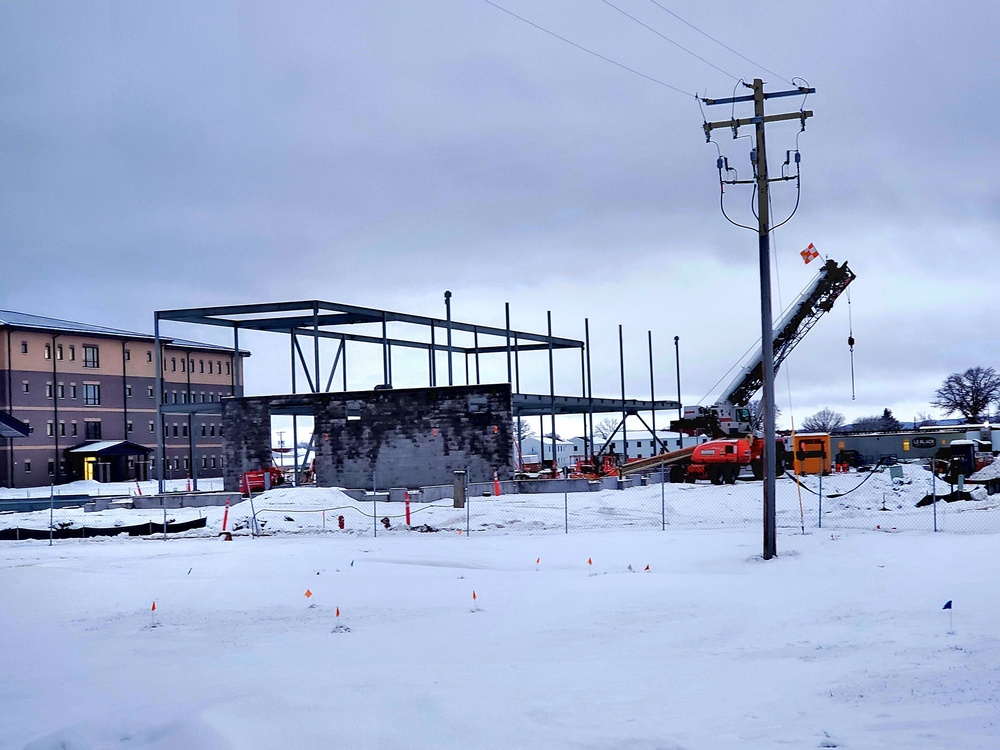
[2,523,998,749]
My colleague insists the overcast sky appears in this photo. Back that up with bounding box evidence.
[2,1,998,430]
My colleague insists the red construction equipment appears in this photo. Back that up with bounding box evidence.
[239,467,285,495]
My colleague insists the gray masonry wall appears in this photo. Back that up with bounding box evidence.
[222,384,513,491]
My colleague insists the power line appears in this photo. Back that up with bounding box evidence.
[645,0,795,86]
[599,0,739,81]
[479,0,695,98]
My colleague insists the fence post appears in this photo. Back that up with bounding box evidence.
[932,463,938,533]
[564,486,568,534]
[660,463,665,531]
[465,476,471,537]
[162,501,167,541]
[818,471,823,529]
[49,484,54,547]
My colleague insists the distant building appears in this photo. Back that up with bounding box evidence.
[517,436,578,469]
[571,431,708,461]
[1,311,248,488]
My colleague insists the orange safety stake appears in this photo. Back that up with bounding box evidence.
[336,606,340,618]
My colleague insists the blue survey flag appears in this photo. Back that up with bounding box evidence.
[942,600,953,610]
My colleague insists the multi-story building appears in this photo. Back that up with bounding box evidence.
[1,311,247,488]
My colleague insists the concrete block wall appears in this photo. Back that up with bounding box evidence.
[222,384,513,492]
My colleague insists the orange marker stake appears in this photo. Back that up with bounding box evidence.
[336,606,340,618]
[588,557,592,567]
[150,601,157,628]
[644,564,650,572]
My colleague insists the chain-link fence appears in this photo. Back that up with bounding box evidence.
[2,462,998,544]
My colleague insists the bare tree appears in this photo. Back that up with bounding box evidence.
[800,408,845,432]
[594,417,619,442]
[932,367,1000,422]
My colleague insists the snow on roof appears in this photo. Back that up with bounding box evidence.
[0,310,245,354]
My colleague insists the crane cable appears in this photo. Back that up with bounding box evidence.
[847,287,856,400]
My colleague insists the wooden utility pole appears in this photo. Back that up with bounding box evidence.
[701,79,814,560]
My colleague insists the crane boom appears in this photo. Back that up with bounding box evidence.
[674,258,855,437]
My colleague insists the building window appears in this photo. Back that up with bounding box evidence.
[210,425,216,437]
[24,420,32,434]
[125,384,132,397]
[44,344,51,360]
[149,421,155,434]
[24,459,31,473]
[202,456,208,469]
[173,458,179,471]
[201,425,207,437]
[85,421,102,440]
[180,358,186,373]
[69,345,75,361]
[207,361,212,374]
[57,383,65,399]
[84,383,101,405]
[20,341,27,354]
[56,344,63,360]
[71,421,78,437]
[48,459,55,476]
[126,420,133,433]
[171,357,176,372]
[45,383,53,399]
[70,384,77,399]
[59,421,66,437]
[21,381,28,393]
[163,424,169,438]
[211,457,217,469]
[200,392,206,403]
[217,361,222,374]
[83,345,99,368]
[188,359,194,371]
[183,457,189,471]
[171,391,177,404]
[180,391,186,404]
[148,385,154,398]
[172,425,178,437]
[124,348,131,361]
[226,361,231,375]
[182,424,188,437]
[199,359,204,373]
[46,421,54,437]
[147,350,152,363]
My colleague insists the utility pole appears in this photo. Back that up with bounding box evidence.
[701,78,814,560]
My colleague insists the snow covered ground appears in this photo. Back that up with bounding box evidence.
[2,468,999,749]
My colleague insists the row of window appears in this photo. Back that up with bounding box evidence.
[163,390,231,404]
[24,340,233,375]
[27,418,223,441]
[162,423,222,438]
[20,455,225,475]
[24,381,232,405]
[30,342,100,367]
[166,356,231,376]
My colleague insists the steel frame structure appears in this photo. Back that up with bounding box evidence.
[154,298,680,490]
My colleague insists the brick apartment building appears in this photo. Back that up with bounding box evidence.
[1,311,247,488]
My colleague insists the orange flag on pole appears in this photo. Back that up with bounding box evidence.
[800,243,820,264]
